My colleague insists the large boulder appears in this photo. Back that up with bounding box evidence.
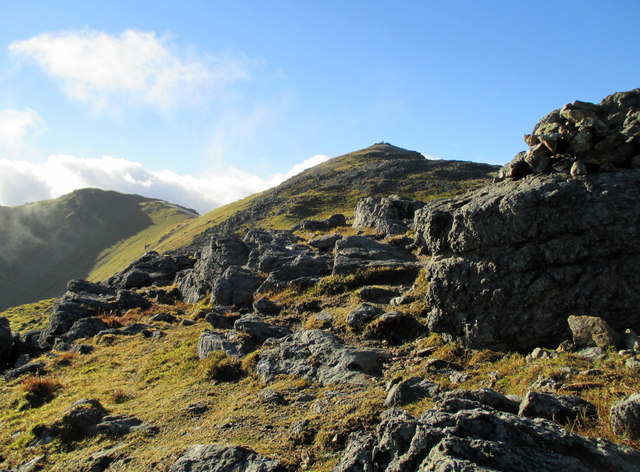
[353,195,425,235]
[212,266,262,308]
[169,444,279,472]
[414,169,640,351]
[334,401,640,472]
[256,329,389,386]
[611,393,640,439]
[177,236,249,303]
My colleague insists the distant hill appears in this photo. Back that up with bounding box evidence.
[150,143,500,253]
[0,189,197,310]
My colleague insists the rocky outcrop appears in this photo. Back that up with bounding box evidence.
[0,317,15,369]
[169,444,279,472]
[353,195,424,235]
[291,213,347,232]
[414,168,640,351]
[499,88,640,179]
[255,329,388,386]
[334,399,640,472]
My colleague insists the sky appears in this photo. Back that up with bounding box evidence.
[0,1,638,213]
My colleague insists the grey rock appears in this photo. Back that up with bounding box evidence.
[333,236,418,276]
[59,398,108,438]
[12,455,44,472]
[574,346,607,361]
[177,236,250,303]
[3,361,46,380]
[441,387,520,414]
[116,289,150,310]
[198,330,240,358]
[518,390,597,423]
[96,415,155,436]
[334,403,640,472]
[61,317,108,344]
[353,195,425,235]
[414,169,640,351]
[623,329,640,351]
[256,329,389,386]
[212,266,262,308]
[150,312,178,323]
[253,298,281,316]
[185,402,209,415]
[568,315,621,349]
[611,393,640,439]
[107,251,192,289]
[233,315,291,344]
[71,343,94,355]
[169,444,279,472]
[346,304,382,330]
[308,233,343,251]
[258,388,287,405]
[384,377,440,406]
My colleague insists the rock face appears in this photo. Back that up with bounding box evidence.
[0,317,15,369]
[334,400,640,472]
[255,329,388,386]
[499,88,640,179]
[107,251,194,289]
[169,444,279,472]
[412,89,640,351]
[414,169,640,351]
[353,195,425,235]
[333,236,417,276]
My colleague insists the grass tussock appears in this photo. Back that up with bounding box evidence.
[22,375,64,407]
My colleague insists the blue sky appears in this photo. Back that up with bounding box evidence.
[0,1,638,212]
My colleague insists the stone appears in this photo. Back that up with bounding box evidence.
[169,444,279,472]
[177,236,250,303]
[334,403,640,472]
[96,415,155,436]
[308,233,342,251]
[212,266,262,308]
[333,236,418,276]
[352,195,425,236]
[233,315,291,344]
[108,252,192,289]
[256,329,389,386]
[59,399,108,439]
[574,346,607,361]
[441,387,520,414]
[198,330,240,358]
[627,358,640,372]
[150,312,178,323]
[611,393,640,439]
[345,304,382,330]
[518,390,597,423]
[252,298,281,316]
[414,169,640,351]
[258,388,287,405]
[61,317,108,344]
[3,361,46,381]
[525,142,551,173]
[116,289,150,310]
[384,377,440,406]
[568,315,621,349]
[623,329,640,351]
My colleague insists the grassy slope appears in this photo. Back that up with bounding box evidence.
[151,143,499,253]
[0,190,196,310]
[1,261,638,471]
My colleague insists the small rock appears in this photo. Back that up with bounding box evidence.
[574,346,607,361]
[611,393,640,439]
[384,377,440,406]
[150,313,178,323]
[169,444,279,472]
[185,402,209,415]
[568,315,621,349]
[518,390,597,423]
[626,358,640,372]
[258,388,287,405]
[345,303,381,329]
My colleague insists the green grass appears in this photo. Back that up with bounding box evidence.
[0,298,55,333]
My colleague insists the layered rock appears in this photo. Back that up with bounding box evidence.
[414,91,640,351]
[334,400,640,472]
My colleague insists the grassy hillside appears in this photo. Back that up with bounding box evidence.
[0,189,196,311]
[151,143,499,253]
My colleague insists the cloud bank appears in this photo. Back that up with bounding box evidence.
[0,153,331,213]
[0,108,43,156]
[9,29,251,112]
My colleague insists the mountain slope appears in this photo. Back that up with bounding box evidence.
[0,189,197,310]
[151,143,499,253]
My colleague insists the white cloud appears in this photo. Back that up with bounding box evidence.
[0,152,331,213]
[9,29,251,112]
[0,108,43,155]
